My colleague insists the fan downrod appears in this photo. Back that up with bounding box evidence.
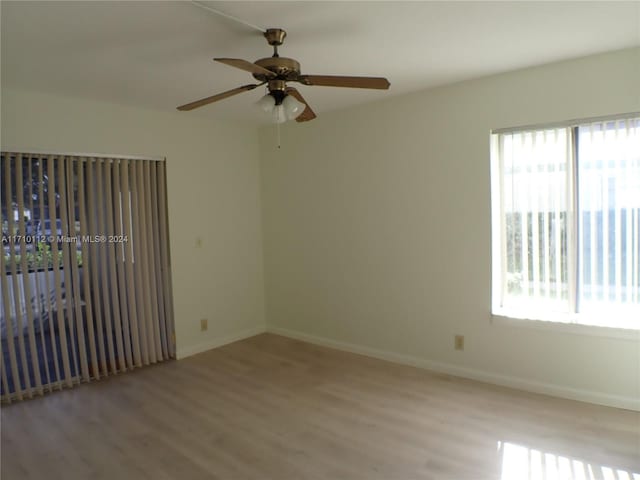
[265,28,286,57]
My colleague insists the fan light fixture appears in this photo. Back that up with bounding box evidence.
[177,27,390,123]
[256,92,304,123]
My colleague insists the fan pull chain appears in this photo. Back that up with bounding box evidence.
[276,123,281,149]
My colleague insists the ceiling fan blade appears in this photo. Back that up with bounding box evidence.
[286,87,317,122]
[297,75,390,90]
[214,58,276,78]
[177,84,260,111]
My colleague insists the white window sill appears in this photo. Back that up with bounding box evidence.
[491,310,640,341]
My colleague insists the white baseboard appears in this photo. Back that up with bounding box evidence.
[176,325,266,360]
[267,326,640,412]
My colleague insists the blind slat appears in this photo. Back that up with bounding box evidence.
[51,156,74,387]
[131,162,150,365]
[121,160,142,367]
[77,158,100,379]
[30,156,52,389]
[15,155,43,395]
[86,159,109,377]
[66,160,90,381]
[8,155,33,396]
[112,160,134,369]
[104,158,126,372]
[58,156,82,382]
[1,156,23,400]
[41,156,63,389]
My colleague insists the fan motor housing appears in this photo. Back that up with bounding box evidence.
[253,57,300,81]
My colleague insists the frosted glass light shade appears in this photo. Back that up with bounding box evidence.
[282,94,304,120]
[256,94,275,113]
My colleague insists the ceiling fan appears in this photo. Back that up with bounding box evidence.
[177,28,390,122]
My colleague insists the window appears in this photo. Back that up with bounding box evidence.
[491,115,640,330]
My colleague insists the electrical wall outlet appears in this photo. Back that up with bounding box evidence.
[200,318,208,332]
[454,335,464,351]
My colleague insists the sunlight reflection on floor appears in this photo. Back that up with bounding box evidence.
[498,441,640,480]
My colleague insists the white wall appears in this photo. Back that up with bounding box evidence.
[3,48,638,410]
[1,88,266,358]
[259,48,640,410]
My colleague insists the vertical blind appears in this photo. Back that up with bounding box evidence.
[0,152,174,403]
[492,115,640,327]
[495,126,573,314]
[577,118,640,310]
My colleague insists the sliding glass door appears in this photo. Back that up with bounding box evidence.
[1,152,174,402]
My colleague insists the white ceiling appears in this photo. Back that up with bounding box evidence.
[2,1,639,124]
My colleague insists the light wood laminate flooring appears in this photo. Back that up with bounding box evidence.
[1,333,639,479]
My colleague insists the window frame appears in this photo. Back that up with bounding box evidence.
[490,112,640,333]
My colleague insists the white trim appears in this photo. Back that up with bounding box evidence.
[1,148,165,162]
[267,326,640,412]
[491,313,640,340]
[491,111,640,134]
[490,133,503,314]
[175,325,266,359]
